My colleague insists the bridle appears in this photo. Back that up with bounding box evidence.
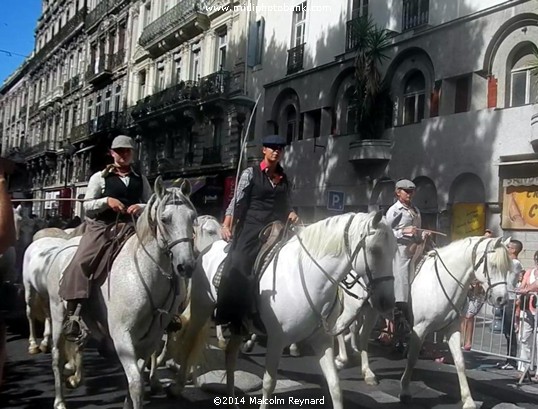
[471,237,507,301]
[341,214,395,297]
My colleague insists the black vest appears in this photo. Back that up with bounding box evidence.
[95,172,143,223]
[243,165,289,226]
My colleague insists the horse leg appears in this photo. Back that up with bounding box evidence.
[39,316,52,353]
[260,335,284,409]
[225,333,243,405]
[148,352,163,395]
[114,334,144,409]
[349,320,359,353]
[359,307,379,385]
[446,325,476,409]
[216,325,227,350]
[311,332,343,409]
[50,304,67,409]
[65,341,83,389]
[399,324,426,403]
[334,334,348,370]
[25,289,40,355]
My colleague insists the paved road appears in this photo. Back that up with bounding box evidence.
[2,310,538,409]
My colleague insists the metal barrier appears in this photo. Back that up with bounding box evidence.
[467,290,538,384]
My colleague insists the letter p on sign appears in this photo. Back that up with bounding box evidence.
[327,191,345,212]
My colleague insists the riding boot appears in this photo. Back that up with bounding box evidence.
[63,299,84,343]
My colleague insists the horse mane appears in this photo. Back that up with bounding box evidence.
[298,212,380,259]
[136,187,195,245]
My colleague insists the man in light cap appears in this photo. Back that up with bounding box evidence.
[217,134,299,334]
[59,135,152,342]
[386,178,428,352]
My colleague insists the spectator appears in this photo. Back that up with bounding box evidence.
[461,280,485,351]
[517,251,538,379]
[497,239,523,370]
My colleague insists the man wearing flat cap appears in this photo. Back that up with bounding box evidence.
[59,135,152,342]
[216,134,298,334]
[386,179,428,351]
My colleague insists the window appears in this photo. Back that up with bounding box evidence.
[104,89,111,113]
[95,95,102,118]
[454,75,471,113]
[191,45,201,81]
[285,105,297,144]
[510,50,537,107]
[403,71,425,125]
[351,0,368,18]
[138,70,146,99]
[173,55,182,83]
[292,2,307,47]
[212,119,222,147]
[72,103,78,127]
[216,30,227,70]
[144,1,152,27]
[114,85,121,111]
[156,63,165,91]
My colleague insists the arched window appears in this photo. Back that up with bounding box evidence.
[344,87,358,135]
[403,71,425,124]
[285,105,297,145]
[510,45,537,107]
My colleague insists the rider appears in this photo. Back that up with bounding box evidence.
[385,179,429,351]
[217,134,299,334]
[59,135,152,342]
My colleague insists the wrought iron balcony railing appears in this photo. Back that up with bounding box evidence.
[139,0,207,48]
[345,17,363,52]
[201,146,222,165]
[111,49,126,70]
[402,0,429,31]
[287,43,305,75]
[21,140,57,158]
[86,0,109,29]
[86,54,113,84]
[71,122,90,143]
[199,70,230,100]
[132,80,198,119]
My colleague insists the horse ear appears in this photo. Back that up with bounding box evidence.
[154,176,165,200]
[371,211,383,229]
[180,179,192,197]
[389,213,402,229]
[501,237,510,247]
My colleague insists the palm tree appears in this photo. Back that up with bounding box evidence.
[350,16,391,139]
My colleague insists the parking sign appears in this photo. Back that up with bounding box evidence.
[327,191,345,212]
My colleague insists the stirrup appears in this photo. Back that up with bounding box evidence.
[63,315,89,346]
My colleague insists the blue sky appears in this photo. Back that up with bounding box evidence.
[0,0,41,85]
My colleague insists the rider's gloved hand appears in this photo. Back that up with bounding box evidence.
[107,197,125,213]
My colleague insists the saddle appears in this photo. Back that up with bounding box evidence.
[92,222,135,286]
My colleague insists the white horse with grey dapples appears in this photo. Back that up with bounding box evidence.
[47,177,197,409]
[169,211,396,409]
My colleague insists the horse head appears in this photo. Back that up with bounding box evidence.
[350,211,397,314]
[143,176,198,278]
[473,236,510,308]
[193,215,222,254]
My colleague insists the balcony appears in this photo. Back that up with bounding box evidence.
[63,75,81,95]
[345,17,362,52]
[29,103,40,117]
[86,55,113,85]
[139,0,210,57]
[21,141,58,159]
[348,139,392,164]
[402,0,429,31]
[19,106,27,118]
[51,86,63,102]
[531,104,538,151]
[201,146,222,165]
[287,43,305,75]
[86,0,109,30]
[71,122,90,143]
[199,70,230,101]
[110,49,126,70]
[132,80,198,120]
[89,111,122,135]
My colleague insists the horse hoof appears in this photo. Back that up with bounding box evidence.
[53,401,67,409]
[462,401,477,409]
[150,381,164,396]
[334,358,346,370]
[289,347,300,357]
[364,376,378,386]
[28,346,40,355]
[242,341,254,353]
[66,375,81,389]
[217,339,228,350]
[39,343,50,354]
[165,383,183,399]
[399,394,412,404]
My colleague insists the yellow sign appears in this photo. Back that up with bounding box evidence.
[451,203,486,240]
[502,186,538,230]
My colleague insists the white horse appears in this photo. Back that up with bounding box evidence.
[343,236,510,409]
[47,178,197,409]
[170,211,397,409]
